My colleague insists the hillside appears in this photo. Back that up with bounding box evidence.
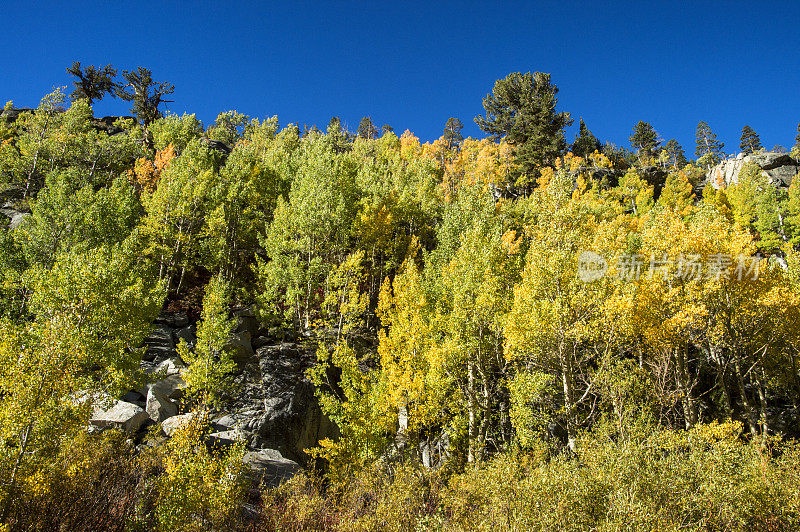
[2,69,800,530]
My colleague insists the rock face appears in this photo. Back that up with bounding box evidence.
[0,184,25,204]
[219,341,338,465]
[200,137,232,155]
[6,211,29,230]
[225,331,255,363]
[161,413,195,437]
[114,312,337,468]
[93,310,337,485]
[1,185,30,231]
[707,151,799,188]
[0,107,34,122]
[91,115,134,136]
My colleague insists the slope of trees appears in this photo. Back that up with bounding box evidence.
[1,69,800,529]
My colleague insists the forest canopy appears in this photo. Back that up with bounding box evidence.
[1,66,800,530]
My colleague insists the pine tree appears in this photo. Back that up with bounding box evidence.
[443,117,464,149]
[739,125,762,155]
[326,116,352,151]
[629,121,660,163]
[115,67,174,126]
[475,71,572,179]
[66,62,117,105]
[356,116,378,140]
[571,118,601,158]
[663,139,687,169]
[694,121,725,165]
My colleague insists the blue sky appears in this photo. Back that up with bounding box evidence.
[2,1,799,157]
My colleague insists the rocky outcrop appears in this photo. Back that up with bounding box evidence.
[97,310,337,480]
[225,331,255,363]
[3,210,29,230]
[161,413,195,437]
[214,341,338,465]
[200,137,232,155]
[90,115,134,136]
[565,165,669,197]
[1,185,29,231]
[242,449,300,488]
[0,107,34,122]
[0,184,25,204]
[707,151,799,188]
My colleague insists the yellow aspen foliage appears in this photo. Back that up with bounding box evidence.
[657,169,695,216]
[155,414,247,531]
[376,257,441,435]
[399,130,423,162]
[441,138,516,197]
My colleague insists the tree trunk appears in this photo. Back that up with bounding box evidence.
[733,358,760,435]
[1,421,33,524]
[676,345,698,429]
[467,357,477,463]
[756,368,769,435]
[560,346,577,452]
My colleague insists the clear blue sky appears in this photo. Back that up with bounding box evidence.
[2,1,799,157]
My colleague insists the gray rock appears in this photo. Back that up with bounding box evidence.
[90,401,149,434]
[174,325,196,348]
[0,107,34,123]
[242,449,300,487]
[158,311,189,328]
[161,413,195,437]
[208,429,248,448]
[91,115,133,136]
[200,137,232,155]
[212,414,238,430]
[146,374,186,421]
[233,307,260,336]
[251,335,272,349]
[242,342,338,464]
[8,211,29,231]
[0,184,24,204]
[225,331,254,363]
[143,324,177,361]
[155,357,186,377]
[707,151,799,188]
[121,390,146,406]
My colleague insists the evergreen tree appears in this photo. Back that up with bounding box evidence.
[571,118,601,158]
[474,71,572,179]
[663,138,687,169]
[326,116,352,151]
[694,121,725,166]
[629,121,660,163]
[65,62,117,105]
[356,116,378,140]
[739,125,762,155]
[116,67,174,126]
[443,117,464,149]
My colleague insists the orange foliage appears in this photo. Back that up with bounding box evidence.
[128,144,176,192]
